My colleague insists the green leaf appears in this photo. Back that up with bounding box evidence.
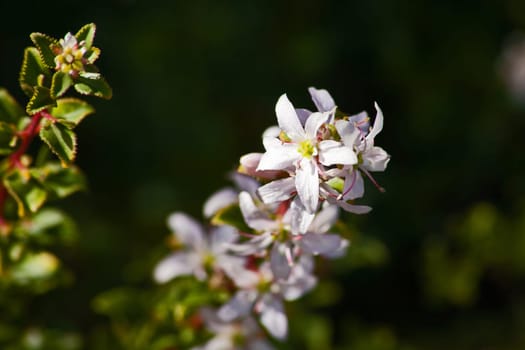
[50,71,73,99]
[75,23,96,50]
[85,47,100,64]
[211,203,251,232]
[50,98,94,128]
[15,208,78,246]
[74,73,112,99]
[9,251,60,284]
[4,169,48,217]
[29,32,58,69]
[30,162,86,198]
[0,88,25,123]
[19,47,51,97]
[39,121,77,165]
[26,86,56,115]
[0,122,18,155]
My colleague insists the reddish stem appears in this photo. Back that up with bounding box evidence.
[0,110,47,226]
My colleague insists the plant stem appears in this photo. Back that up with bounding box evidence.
[0,110,46,227]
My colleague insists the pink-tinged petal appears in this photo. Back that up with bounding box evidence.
[218,290,258,321]
[304,111,329,139]
[257,138,300,171]
[318,140,357,166]
[343,169,365,200]
[257,177,295,204]
[270,243,292,280]
[309,204,339,233]
[259,295,288,340]
[349,111,370,133]
[153,252,198,283]
[203,188,238,218]
[300,233,343,256]
[326,196,373,214]
[362,146,391,172]
[210,225,239,253]
[295,158,319,213]
[308,87,336,112]
[335,119,361,147]
[295,108,312,126]
[366,102,384,142]
[290,197,315,234]
[239,192,277,231]
[230,172,260,195]
[275,94,305,141]
[167,213,206,250]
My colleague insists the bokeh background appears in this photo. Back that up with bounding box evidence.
[1,0,525,348]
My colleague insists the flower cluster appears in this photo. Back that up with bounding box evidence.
[154,87,390,348]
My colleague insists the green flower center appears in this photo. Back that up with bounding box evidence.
[298,140,315,158]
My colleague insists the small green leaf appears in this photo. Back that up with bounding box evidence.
[74,73,112,99]
[50,71,73,99]
[85,47,100,64]
[0,122,18,155]
[50,98,94,128]
[10,251,60,283]
[4,169,48,217]
[29,32,58,69]
[39,121,77,165]
[0,88,25,123]
[15,208,78,246]
[211,204,251,232]
[26,86,56,115]
[19,47,51,97]
[30,162,86,198]
[75,23,96,50]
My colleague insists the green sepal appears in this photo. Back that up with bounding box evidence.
[30,162,86,198]
[19,47,51,97]
[211,203,251,232]
[0,121,18,155]
[39,120,77,166]
[75,23,96,50]
[29,32,58,69]
[50,98,94,128]
[74,72,112,99]
[3,168,48,217]
[0,88,25,123]
[26,86,56,115]
[50,71,73,99]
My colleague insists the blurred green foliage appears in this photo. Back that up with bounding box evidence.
[1,0,525,348]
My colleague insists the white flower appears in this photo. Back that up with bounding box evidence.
[257,94,358,214]
[153,212,248,287]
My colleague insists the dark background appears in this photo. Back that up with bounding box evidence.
[1,0,525,348]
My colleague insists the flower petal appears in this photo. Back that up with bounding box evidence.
[270,243,292,280]
[219,255,260,288]
[257,177,295,204]
[308,87,336,112]
[259,295,288,340]
[335,119,361,147]
[309,204,339,233]
[167,213,206,250]
[275,94,305,141]
[218,290,258,321]
[257,138,300,171]
[295,158,319,213]
[299,233,343,256]
[153,252,198,283]
[290,197,315,234]
[362,146,390,172]
[304,111,329,139]
[343,169,364,200]
[318,140,357,166]
[210,225,239,253]
[239,192,278,231]
[295,108,312,126]
[203,188,238,218]
[366,102,384,142]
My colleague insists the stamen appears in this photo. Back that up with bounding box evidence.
[339,169,357,200]
[360,167,386,193]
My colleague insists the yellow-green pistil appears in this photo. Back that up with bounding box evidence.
[297,140,315,159]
